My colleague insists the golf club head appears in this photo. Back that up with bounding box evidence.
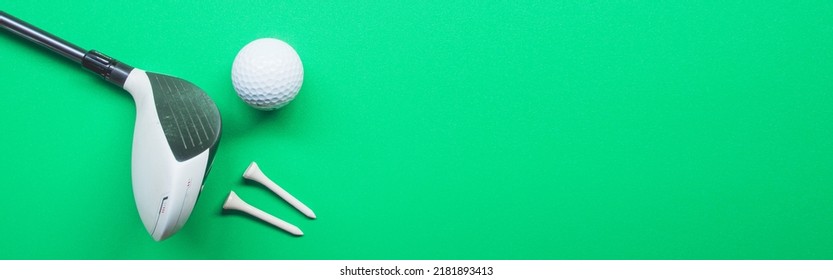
[122,69,221,241]
[0,12,221,241]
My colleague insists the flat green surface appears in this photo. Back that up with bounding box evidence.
[1,1,832,259]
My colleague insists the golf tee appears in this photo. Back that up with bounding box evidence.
[223,191,304,236]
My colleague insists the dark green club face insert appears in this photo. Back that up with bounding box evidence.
[147,72,221,162]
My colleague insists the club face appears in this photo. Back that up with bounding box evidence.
[146,72,222,164]
[124,70,221,241]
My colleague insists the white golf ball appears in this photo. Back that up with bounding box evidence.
[232,38,304,110]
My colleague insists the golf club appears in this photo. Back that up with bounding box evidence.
[0,11,222,241]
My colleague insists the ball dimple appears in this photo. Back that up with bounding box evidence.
[231,38,304,110]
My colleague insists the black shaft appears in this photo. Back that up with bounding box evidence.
[0,11,134,86]
[0,11,86,64]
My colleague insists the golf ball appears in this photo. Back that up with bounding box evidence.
[232,38,304,110]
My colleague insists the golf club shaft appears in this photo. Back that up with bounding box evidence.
[0,11,133,85]
[0,11,86,63]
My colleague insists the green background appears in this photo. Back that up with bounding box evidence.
[1,1,831,259]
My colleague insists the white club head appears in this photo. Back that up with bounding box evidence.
[243,161,316,219]
[125,70,221,242]
[223,191,303,236]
